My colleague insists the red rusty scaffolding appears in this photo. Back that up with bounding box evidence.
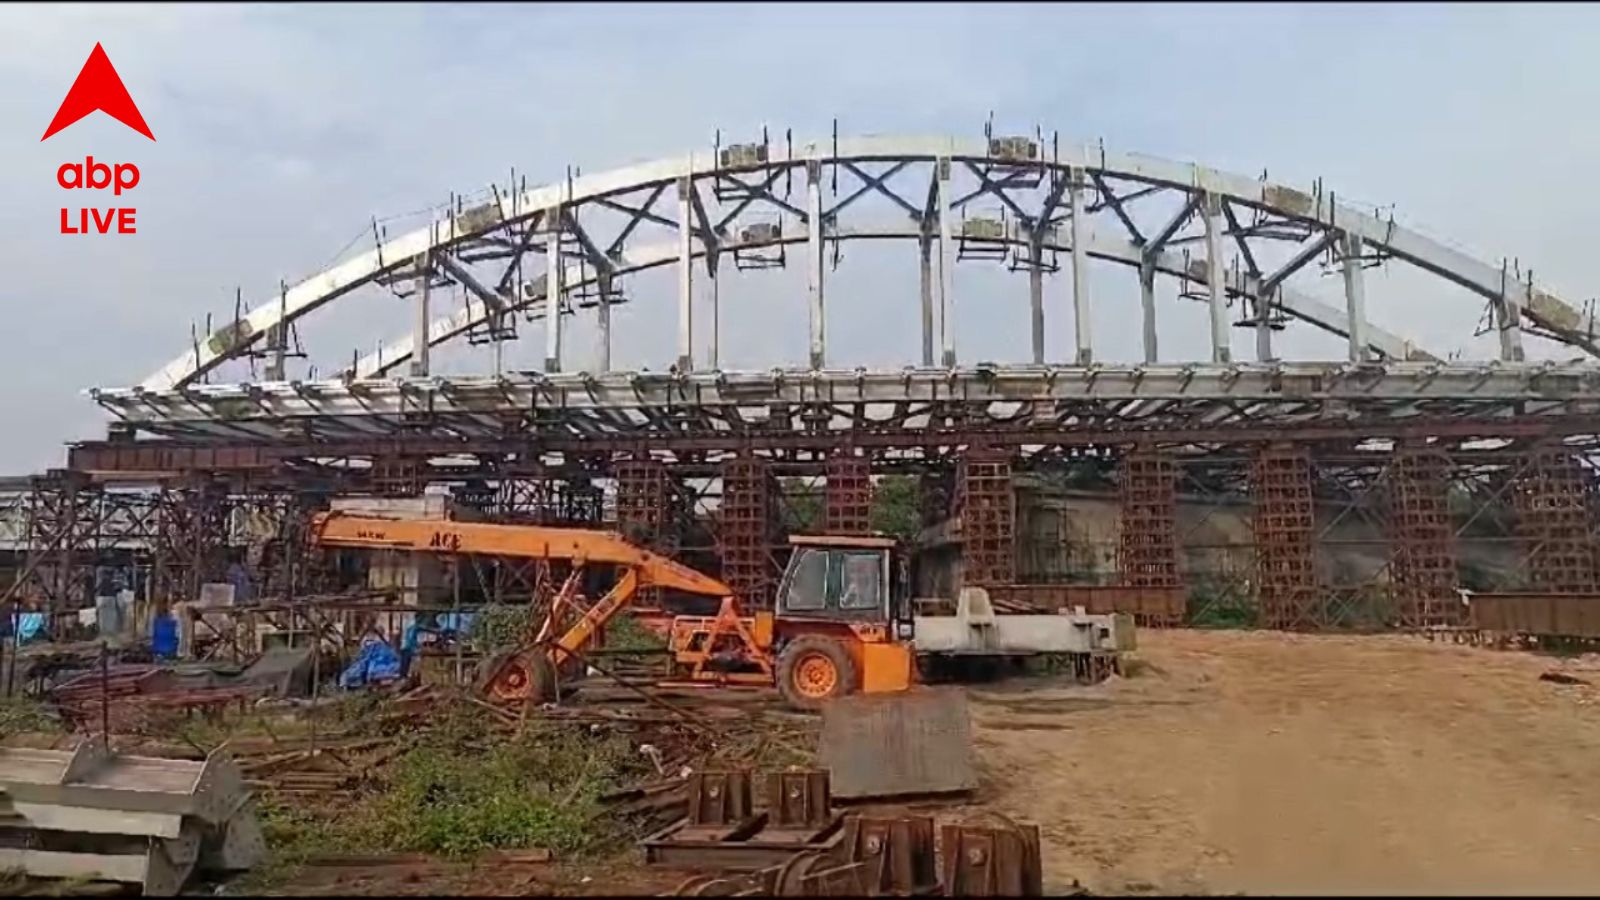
[719,457,782,608]
[823,454,873,536]
[1511,447,1599,594]
[1251,444,1319,630]
[1117,449,1182,626]
[957,451,1015,588]
[1389,447,1460,627]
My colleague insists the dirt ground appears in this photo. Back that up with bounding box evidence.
[967,630,1600,896]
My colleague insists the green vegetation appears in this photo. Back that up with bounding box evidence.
[1186,578,1256,629]
[0,696,62,735]
[868,474,922,542]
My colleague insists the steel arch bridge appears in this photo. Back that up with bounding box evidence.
[88,129,1600,445]
[28,127,1600,634]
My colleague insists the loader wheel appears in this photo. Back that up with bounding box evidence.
[777,636,859,710]
[479,649,557,705]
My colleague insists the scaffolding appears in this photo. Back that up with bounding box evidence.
[1252,444,1318,630]
[1389,447,1459,627]
[1511,447,1599,594]
[1117,449,1182,625]
[824,454,873,536]
[719,457,782,608]
[957,451,1016,587]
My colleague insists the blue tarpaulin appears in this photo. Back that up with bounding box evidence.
[339,638,403,690]
[13,613,45,644]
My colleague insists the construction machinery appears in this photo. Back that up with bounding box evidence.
[309,512,1132,710]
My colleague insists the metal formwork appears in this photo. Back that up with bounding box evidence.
[1511,447,1599,594]
[719,457,781,609]
[823,454,872,536]
[1252,444,1319,630]
[957,452,1015,588]
[1116,449,1181,625]
[1390,447,1460,627]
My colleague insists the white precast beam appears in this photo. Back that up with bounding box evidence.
[676,177,693,372]
[807,160,825,369]
[1342,231,1370,363]
[1069,168,1091,365]
[349,225,1433,380]
[143,134,1596,392]
[1203,193,1231,364]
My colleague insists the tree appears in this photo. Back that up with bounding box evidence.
[870,475,922,542]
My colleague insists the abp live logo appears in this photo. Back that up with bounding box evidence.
[42,42,154,235]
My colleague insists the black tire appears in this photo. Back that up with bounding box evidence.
[775,635,860,710]
[478,647,558,704]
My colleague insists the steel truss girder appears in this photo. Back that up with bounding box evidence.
[93,362,1600,442]
[133,134,1598,394]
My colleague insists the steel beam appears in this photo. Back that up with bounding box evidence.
[1203,193,1231,364]
[1342,231,1369,363]
[1069,168,1091,366]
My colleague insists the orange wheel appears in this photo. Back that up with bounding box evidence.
[794,652,840,699]
[776,636,859,710]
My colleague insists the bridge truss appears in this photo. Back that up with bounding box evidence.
[16,127,1600,634]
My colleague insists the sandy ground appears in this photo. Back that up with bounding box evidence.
[967,630,1600,896]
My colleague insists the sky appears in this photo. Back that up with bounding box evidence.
[0,2,1598,473]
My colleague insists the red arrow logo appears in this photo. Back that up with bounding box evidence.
[40,43,154,142]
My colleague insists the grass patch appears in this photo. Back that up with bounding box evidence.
[0,696,62,736]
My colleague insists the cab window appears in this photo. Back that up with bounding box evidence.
[783,548,828,610]
[827,550,884,611]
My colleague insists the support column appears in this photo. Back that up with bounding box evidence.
[544,210,562,373]
[410,252,431,378]
[1203,193,1231,364]
[1069,168,1091,366]
[937,158,956,368]
[919,238,935,367]
[1138,260,1158,363]
[807,160,825,370]
[1028,236,1045,364]
[1511,446,1598,593]
[267,281,288,381]
[676,177,694,372]
[1341,231,1369,363]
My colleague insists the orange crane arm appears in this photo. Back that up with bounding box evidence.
[308,512,733,598]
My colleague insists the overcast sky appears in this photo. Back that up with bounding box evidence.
[0,2,1597,473]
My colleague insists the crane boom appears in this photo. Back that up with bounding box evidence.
[309,511,732,598]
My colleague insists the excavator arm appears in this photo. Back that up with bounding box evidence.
[309,512,734,673]
[309,512,732,598]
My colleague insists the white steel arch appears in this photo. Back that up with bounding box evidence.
[135,132,1598,394]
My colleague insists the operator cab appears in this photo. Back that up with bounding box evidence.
[775,535,912,636]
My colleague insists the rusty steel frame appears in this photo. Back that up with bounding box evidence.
[823,453,872,536]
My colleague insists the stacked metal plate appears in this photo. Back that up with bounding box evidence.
[0,738,265,896]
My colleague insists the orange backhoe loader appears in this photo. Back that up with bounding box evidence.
[308,512,916,709]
